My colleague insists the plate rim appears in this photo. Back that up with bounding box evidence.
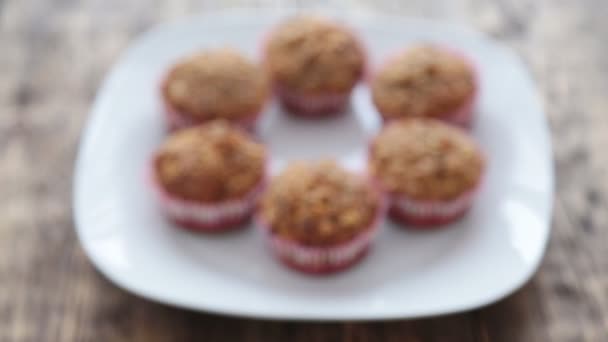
[73,8,554,321]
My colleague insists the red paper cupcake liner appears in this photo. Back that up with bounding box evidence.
[388,185,480,228]
[374,46,479,129]
[152,176,266,232]
[160,77,265,132]
[256,188,387,274]
[274,85,352,117]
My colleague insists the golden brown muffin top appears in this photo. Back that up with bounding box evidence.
[163,48,269,121]
[155,121,265,202]
[370,119,484,200]
[259,160,379,246]
[265,15,365,93]
[371,45,475,120]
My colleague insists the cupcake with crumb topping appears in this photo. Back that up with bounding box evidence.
[151,121,267,231]
[161,48,269,130]
[263,15,366,116]
[369,118,484,227]
[257,160,385,274]
[371,45,478,128]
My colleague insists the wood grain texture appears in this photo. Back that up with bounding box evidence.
[1,0,607,341]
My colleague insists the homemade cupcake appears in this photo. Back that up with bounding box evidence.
[371,45,478,128]
[151,121,266,231]
[161,48,269,130]
[257,161,384,274]
[369,118,484,227]
[263,15,366,116]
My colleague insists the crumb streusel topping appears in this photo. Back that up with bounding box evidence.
[155,121,265,202]
[265,15,365,93]
[260,160,379,246]
[370,119,483,200]
[164,48,269,121]
[371,45,475,119]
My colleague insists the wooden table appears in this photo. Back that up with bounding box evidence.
[1,0,606,340]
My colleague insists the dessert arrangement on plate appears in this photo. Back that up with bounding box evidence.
[151,14,486,275]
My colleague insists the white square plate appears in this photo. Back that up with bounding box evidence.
[74,9,554,320]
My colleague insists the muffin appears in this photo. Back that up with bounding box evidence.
[257,161,385,274]
[371,45,478,128]
[369,118,485,227]
[151,121,267,231]
[263,15,366,116]
[161,48,269,130]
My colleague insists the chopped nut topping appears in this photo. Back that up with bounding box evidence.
[260,161,379,246]
[371,45,475,119]
[370,119,484,200]
[164,48,269,121]
[155,121,265,202]
[265,15,365,93]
